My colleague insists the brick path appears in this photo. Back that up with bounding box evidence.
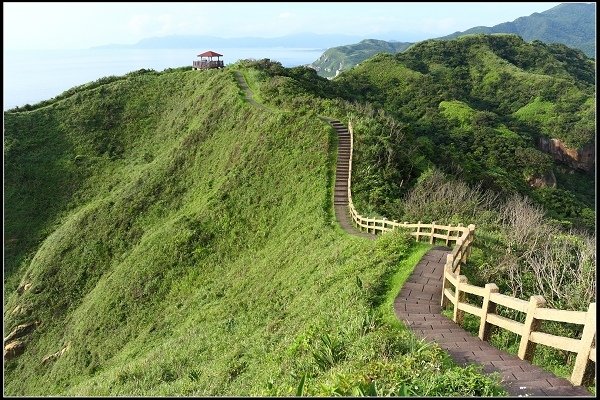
[395,246,592,397]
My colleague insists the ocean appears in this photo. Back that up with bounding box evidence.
[3,47,325,110]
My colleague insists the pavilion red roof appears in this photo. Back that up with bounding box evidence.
[197,51,223,57]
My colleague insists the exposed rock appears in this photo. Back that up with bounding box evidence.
[41,343,70,365]
[4,340,25,361]
[538,137,595,173]
[4,321,38,343]
[17,281,32,295]
[527,170,557,188]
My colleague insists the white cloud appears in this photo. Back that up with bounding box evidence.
[127,14,209,38]
[127,13,185,37]
[278,12,293,19]
[419,17,459,34]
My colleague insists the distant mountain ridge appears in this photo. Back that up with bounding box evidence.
[92,33,364,50]
[441,2,596,56]
[310,39,412,78]
[310,3,596,78]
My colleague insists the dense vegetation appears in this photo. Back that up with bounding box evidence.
[309,3,595,78]
[335,34,595,231]
[4,65,506,395]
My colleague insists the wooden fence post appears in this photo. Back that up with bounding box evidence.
[382,217,387,232]
[479,283,499,341]
[467,224,476,258]
[416,221,421,242]
[453,275,468,324]
[455,238,463,275]
[518,295,546,362]
[445,224,452,246]
[571,303,596,386]
[430,221,436,244]
[441,254,454,307]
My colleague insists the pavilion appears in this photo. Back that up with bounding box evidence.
[193,51,224,70]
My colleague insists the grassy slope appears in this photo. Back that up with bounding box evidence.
[4,67,504,396]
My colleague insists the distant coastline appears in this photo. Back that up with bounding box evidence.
[91,33,364,50]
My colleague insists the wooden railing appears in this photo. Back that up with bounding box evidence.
[442,258,596,386]
[346,121,475,248]
[193,60,224,69]
[344,120,596,386]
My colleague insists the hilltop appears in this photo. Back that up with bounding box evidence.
[441,3,596,57]
[310,3,596,78]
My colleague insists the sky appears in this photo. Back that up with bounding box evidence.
[3,2,565,50]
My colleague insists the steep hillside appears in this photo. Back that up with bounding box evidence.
[194,58,596,388]
[442,3,596,58]
[310,39,412,79]
[3,66,504,396]
[333,34,595,229]
[240,53,595,389]
[309,3,595,78]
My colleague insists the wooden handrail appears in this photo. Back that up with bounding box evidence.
[442,271,596,385]
[346,120,473,246]
[344,119,596,386]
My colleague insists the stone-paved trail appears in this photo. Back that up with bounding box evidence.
[394,246,592,397]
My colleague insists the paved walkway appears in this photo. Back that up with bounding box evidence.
[394,246,592,397]
[328,120,375,240]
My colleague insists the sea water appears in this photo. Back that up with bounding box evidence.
[3,47,324,110]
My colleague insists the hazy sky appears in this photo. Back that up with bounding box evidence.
[4,2,564,50]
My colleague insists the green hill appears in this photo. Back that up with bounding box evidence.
[333,34,595,229]
[309,3,595,78]
[441,3,596,58]
[3,66,505,396]
[310,39,412,79]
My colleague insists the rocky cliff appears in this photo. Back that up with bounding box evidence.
[538,137,595,173]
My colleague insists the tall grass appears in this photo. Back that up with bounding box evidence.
[4,65,505,396]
